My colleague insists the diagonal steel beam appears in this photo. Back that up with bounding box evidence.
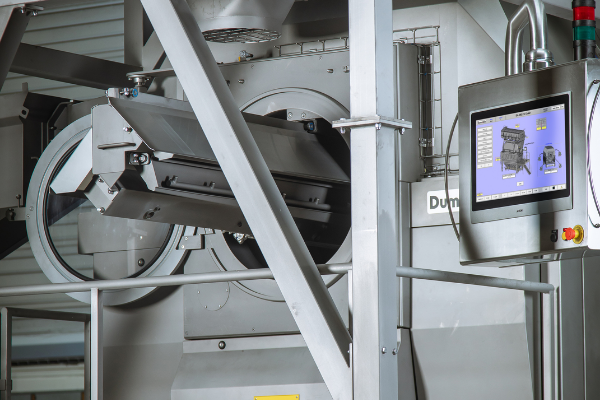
[0,4,34,91]
[139,0,352,398]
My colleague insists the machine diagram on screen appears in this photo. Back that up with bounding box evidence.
[538,145,563,172]
[500,126,532,175]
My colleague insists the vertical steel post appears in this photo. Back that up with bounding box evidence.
[349,0,400,399]
[139,1,352,398]
[84,317,91,400]
[0,308,12,400]
[90,289,103,400]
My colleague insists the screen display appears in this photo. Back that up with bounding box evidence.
[471,94,570,211]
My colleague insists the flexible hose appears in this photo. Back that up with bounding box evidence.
[588,80,600,228]
[445,113,460,240]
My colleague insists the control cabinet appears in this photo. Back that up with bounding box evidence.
[459,59,600,264]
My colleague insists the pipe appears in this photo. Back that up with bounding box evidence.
[505,0,554,75]
[0,263,553,297]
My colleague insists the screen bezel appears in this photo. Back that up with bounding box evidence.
[470,93,571,213]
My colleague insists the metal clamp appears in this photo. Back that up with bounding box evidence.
[332,115,412,134]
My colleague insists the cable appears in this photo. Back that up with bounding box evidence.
[445,112,460,240]
[588,79,600,228]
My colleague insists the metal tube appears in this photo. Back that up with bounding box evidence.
[0,263,554,297]
[395,266,554,293]
[505,0,554,75]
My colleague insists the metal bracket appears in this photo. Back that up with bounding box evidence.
[0,379,5,391]
[332,115,412,134]
[178,234,204,251]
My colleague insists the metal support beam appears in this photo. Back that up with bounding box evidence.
[10,44,140,90]
[90,289,103,400]
[138,1,352,398]
[348,0,399,399]
[0,5,33,91]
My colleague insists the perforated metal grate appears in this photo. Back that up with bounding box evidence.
[203,28,281,43]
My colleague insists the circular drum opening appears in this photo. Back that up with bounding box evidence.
[27,116,188,305]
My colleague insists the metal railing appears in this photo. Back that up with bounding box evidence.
[0,263,556,400]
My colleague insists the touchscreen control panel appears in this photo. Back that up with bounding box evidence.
[471,94,570,212]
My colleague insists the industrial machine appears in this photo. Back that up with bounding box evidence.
[5,0,600,399]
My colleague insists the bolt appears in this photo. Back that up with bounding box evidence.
[401,128,406,135]
[340,127,346,134]
[15,194,21,200]
[140,236,143,239]
[26,214,29,219]
[375,123,382,130]
[29,206,33,211]
[288,112,293,119]
[123,127,133,133]
[185,237,188,240]
[225,289,229,292]
[97,207,105,214]
[205,305,208,308]
[238,79,245,84]
[301,112,307,119]
[343,66,350,73]
[218,341,226,350]
[108,188,114,194]
[181,245,185,249]
[392,348,398,355]
[381,347,387,354]
[327,68,334,73]
[137,258,145,267]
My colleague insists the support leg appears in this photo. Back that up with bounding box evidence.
[349,0,400,399]
[90,289,103,400]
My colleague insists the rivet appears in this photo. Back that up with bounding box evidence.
[392,348,398,355]
[29,206,34,211]
[381,347,387,354]
[218,341,226,350]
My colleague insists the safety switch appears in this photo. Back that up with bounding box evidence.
[562,225,584,244]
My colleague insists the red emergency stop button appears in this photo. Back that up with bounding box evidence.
[562,225,584,244]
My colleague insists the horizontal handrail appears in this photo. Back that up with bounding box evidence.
[0,263,553,296]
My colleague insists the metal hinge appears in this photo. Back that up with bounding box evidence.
[419,138,434,148]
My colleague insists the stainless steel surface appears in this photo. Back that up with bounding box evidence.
[141,2,352,399]
[349,0,399,399]
[411,176,459,228]
[107,92,349,183]
[25,115,190,305]
[459,60,600,264]
[187,0,295,43]
[505,0,554,75]
[90,288,102,400]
